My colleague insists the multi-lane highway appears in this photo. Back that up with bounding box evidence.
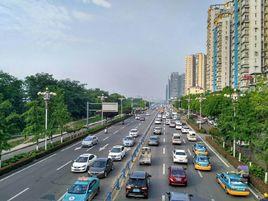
[116,114,258,201]
[0,110,157,201]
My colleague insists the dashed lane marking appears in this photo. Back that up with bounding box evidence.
[99,144,109,151]
[162,195,165,201]
[163,138,166,143]
[56,160,72,171]
[198,171,203,178]
[7,188,30,201]
[103,136,110,141]
[61,141,81,152]
[163,147,166,154]
[74,146,81,151]
[183,139,186,143]
[187,148,192,156]
[163,163,166,175]
[87,146,94,152]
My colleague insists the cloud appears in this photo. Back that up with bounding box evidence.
[72,10,94,21]
[82,0,111,8]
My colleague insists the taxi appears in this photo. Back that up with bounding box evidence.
[63,177,100,201]
[193,154,211,171]
[192,142,208,155]
[216,172,250,196]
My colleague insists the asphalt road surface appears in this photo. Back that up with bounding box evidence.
[0,110,157,201]
[116,119,258,201]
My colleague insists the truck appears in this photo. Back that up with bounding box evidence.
[139,147,151,165]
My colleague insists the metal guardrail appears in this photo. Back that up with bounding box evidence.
[104,113,156,201]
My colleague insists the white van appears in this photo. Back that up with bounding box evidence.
[187,131,197,142]
[172,133,182,145]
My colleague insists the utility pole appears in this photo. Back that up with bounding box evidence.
[119,97,125,117]
[98,94,107,125]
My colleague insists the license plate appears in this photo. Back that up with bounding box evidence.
[133,188,140,193]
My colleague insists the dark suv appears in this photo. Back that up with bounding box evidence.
[88,158,113,178]
[126,171,151,198]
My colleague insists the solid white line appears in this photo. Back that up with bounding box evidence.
[74,146,81,151]
[56,160,72,171]
[103,136,109,141]
[197,134,230,167]
[162,194,165,201]
[163,147,166,155]
[60,141,81,152]
[198,171,203,178]
[87,147,94,152]
[187,148,192,156]
[57,193,66,201]
[163,163,166,175]
[7,188,30,201]
[183,139,186,143]
[163,138,166,143]
[0,154,56,182]
[248,187,259,199]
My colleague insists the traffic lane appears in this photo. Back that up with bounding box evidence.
[165,125,255,201]
[0,117,140,201]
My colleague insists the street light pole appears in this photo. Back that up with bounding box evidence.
[196,93,206,130]
[98,94,107,125]
[119,98,124,117]
[86,101,89,126]
[38,88,56,151]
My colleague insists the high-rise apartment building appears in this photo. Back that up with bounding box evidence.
[263,0,268,77]
[185,55,195,92]
[165,73,185,100]
[178,73,185,97]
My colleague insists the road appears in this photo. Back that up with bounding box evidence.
[116,118,257,201]
[0,110,156,201]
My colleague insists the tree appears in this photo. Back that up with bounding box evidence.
[22,100,44,151]
[50,90,71,143]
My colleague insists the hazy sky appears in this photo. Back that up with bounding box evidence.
[0,0,222,100]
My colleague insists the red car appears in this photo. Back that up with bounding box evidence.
[168,165,187,186]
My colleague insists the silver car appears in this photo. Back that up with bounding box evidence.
[123,136,135,147]
[82,136,98,147]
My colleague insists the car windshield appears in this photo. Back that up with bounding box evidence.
[175,151,185,155]
[173,136,180,139]
[125,137,133,140]
[92,160,106,168]
[172,169,184,176]
[230,178,242,183]
[68,184,88,194]
[150,136,158,140]
[197,157,208,162]
[75,156,88,163]
[84,137,93,141]
[111,147,121,153]
[128,178,146,186]
[131,129,137,132]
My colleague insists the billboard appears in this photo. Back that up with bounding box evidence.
[102,102,118,113]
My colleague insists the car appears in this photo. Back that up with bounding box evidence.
[153,127,162,135]
[187,131,197,142]
[148,135,160,146]
[193,154,211,171]
[173,149,188,164]
[155,118,162,124]
[125,171,151,198]
[88,158,113,178]
[82,136,98,147]
[123,136,135,147]
[165,119,171,125]
[166,192,193,201]
[162,114,166,119]
[135,115,140,120]
[157,114,162,118]
[145,113,150,116]
[216,172,250,196]
[172,133,182,145]
[168,165,187,186]
[71,153,97,173]
[181,128,188,134]
[175,124,182,130]
[169,121,176,128]
[108,145,126,161]
[193,143,208,155]
[63,177,100,201]
[129,128,139,138]
[140,116,145,121]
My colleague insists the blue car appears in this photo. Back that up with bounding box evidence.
[63,177,100,201]
[192,143,208,155]
[193,155,211,171]
[216,172,250,196]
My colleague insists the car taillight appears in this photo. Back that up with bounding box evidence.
[169,176,176,182]
[141,187,147,190]
[126,186,131,190]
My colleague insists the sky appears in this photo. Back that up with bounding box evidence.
[0,0,223,100]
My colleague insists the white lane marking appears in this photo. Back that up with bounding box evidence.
[74,146,81,151]
[99,143,109,151]
[163,163,166,175]
[0,154,56,182]
[198,171,203,178]
[163,147,166,155]
[57,193,66,201]
[187,148,192,156]
[183,139,186,143]
[196,134,230,168]
[211,199,215,201]
[56,160,72,171]
[163,127,165,130]
[87,146,94,152]
[162,194,165,201]
[7,188,30,201]
[61,141,81,152]
[103,136,109,141]
[163,138,166,143]
[164,131,166,135]
[248,187,259,199]
[113,130,119,134]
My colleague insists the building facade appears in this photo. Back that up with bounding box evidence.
[185,55,195,92]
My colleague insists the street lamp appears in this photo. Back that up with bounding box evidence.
[186,88,191,119]
[37,88,56,150]
[178,98,181,110]
[98,94,107,125]
[224,89,244,157]
[196,93,206,130]
[118,97,125,117]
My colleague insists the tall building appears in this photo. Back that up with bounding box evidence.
[185,55,195,92]
[169,72,180,99]
[263,0,268,77]
[178,73,185,97]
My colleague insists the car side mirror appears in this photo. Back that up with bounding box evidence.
[88,189,92,193]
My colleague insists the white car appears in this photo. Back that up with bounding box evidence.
[187,131,197,142]
[155,119,161,125]
[172,133,182,145]
[176,125,182,130]
[82,136,99,147]
[173,149,188,164]
[108,145,126,161]
[129,128,139,138]
[71,153,97,172]
[165,119,171,125]
[145,113,150,116]
[157,114,162,118]
[135,115,140,120]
